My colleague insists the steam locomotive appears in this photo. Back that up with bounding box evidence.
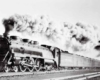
[0,35,100,72]
[0,35,60,72]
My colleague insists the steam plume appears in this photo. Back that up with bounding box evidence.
[2,14,100,58]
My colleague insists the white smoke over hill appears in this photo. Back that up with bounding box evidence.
[3,14,100,58]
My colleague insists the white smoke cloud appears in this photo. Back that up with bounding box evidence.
[2,14,100,59]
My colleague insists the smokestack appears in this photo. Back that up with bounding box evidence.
[3,19,15,37]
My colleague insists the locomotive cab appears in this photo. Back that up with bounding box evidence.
[41,44,61,69]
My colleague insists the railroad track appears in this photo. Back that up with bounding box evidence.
[0,70,98,77]
[0,70,100,80]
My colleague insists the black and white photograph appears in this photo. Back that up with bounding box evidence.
[0,0,100,80]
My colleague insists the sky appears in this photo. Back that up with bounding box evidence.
[0,0,100,59]
[0,0,100,26]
